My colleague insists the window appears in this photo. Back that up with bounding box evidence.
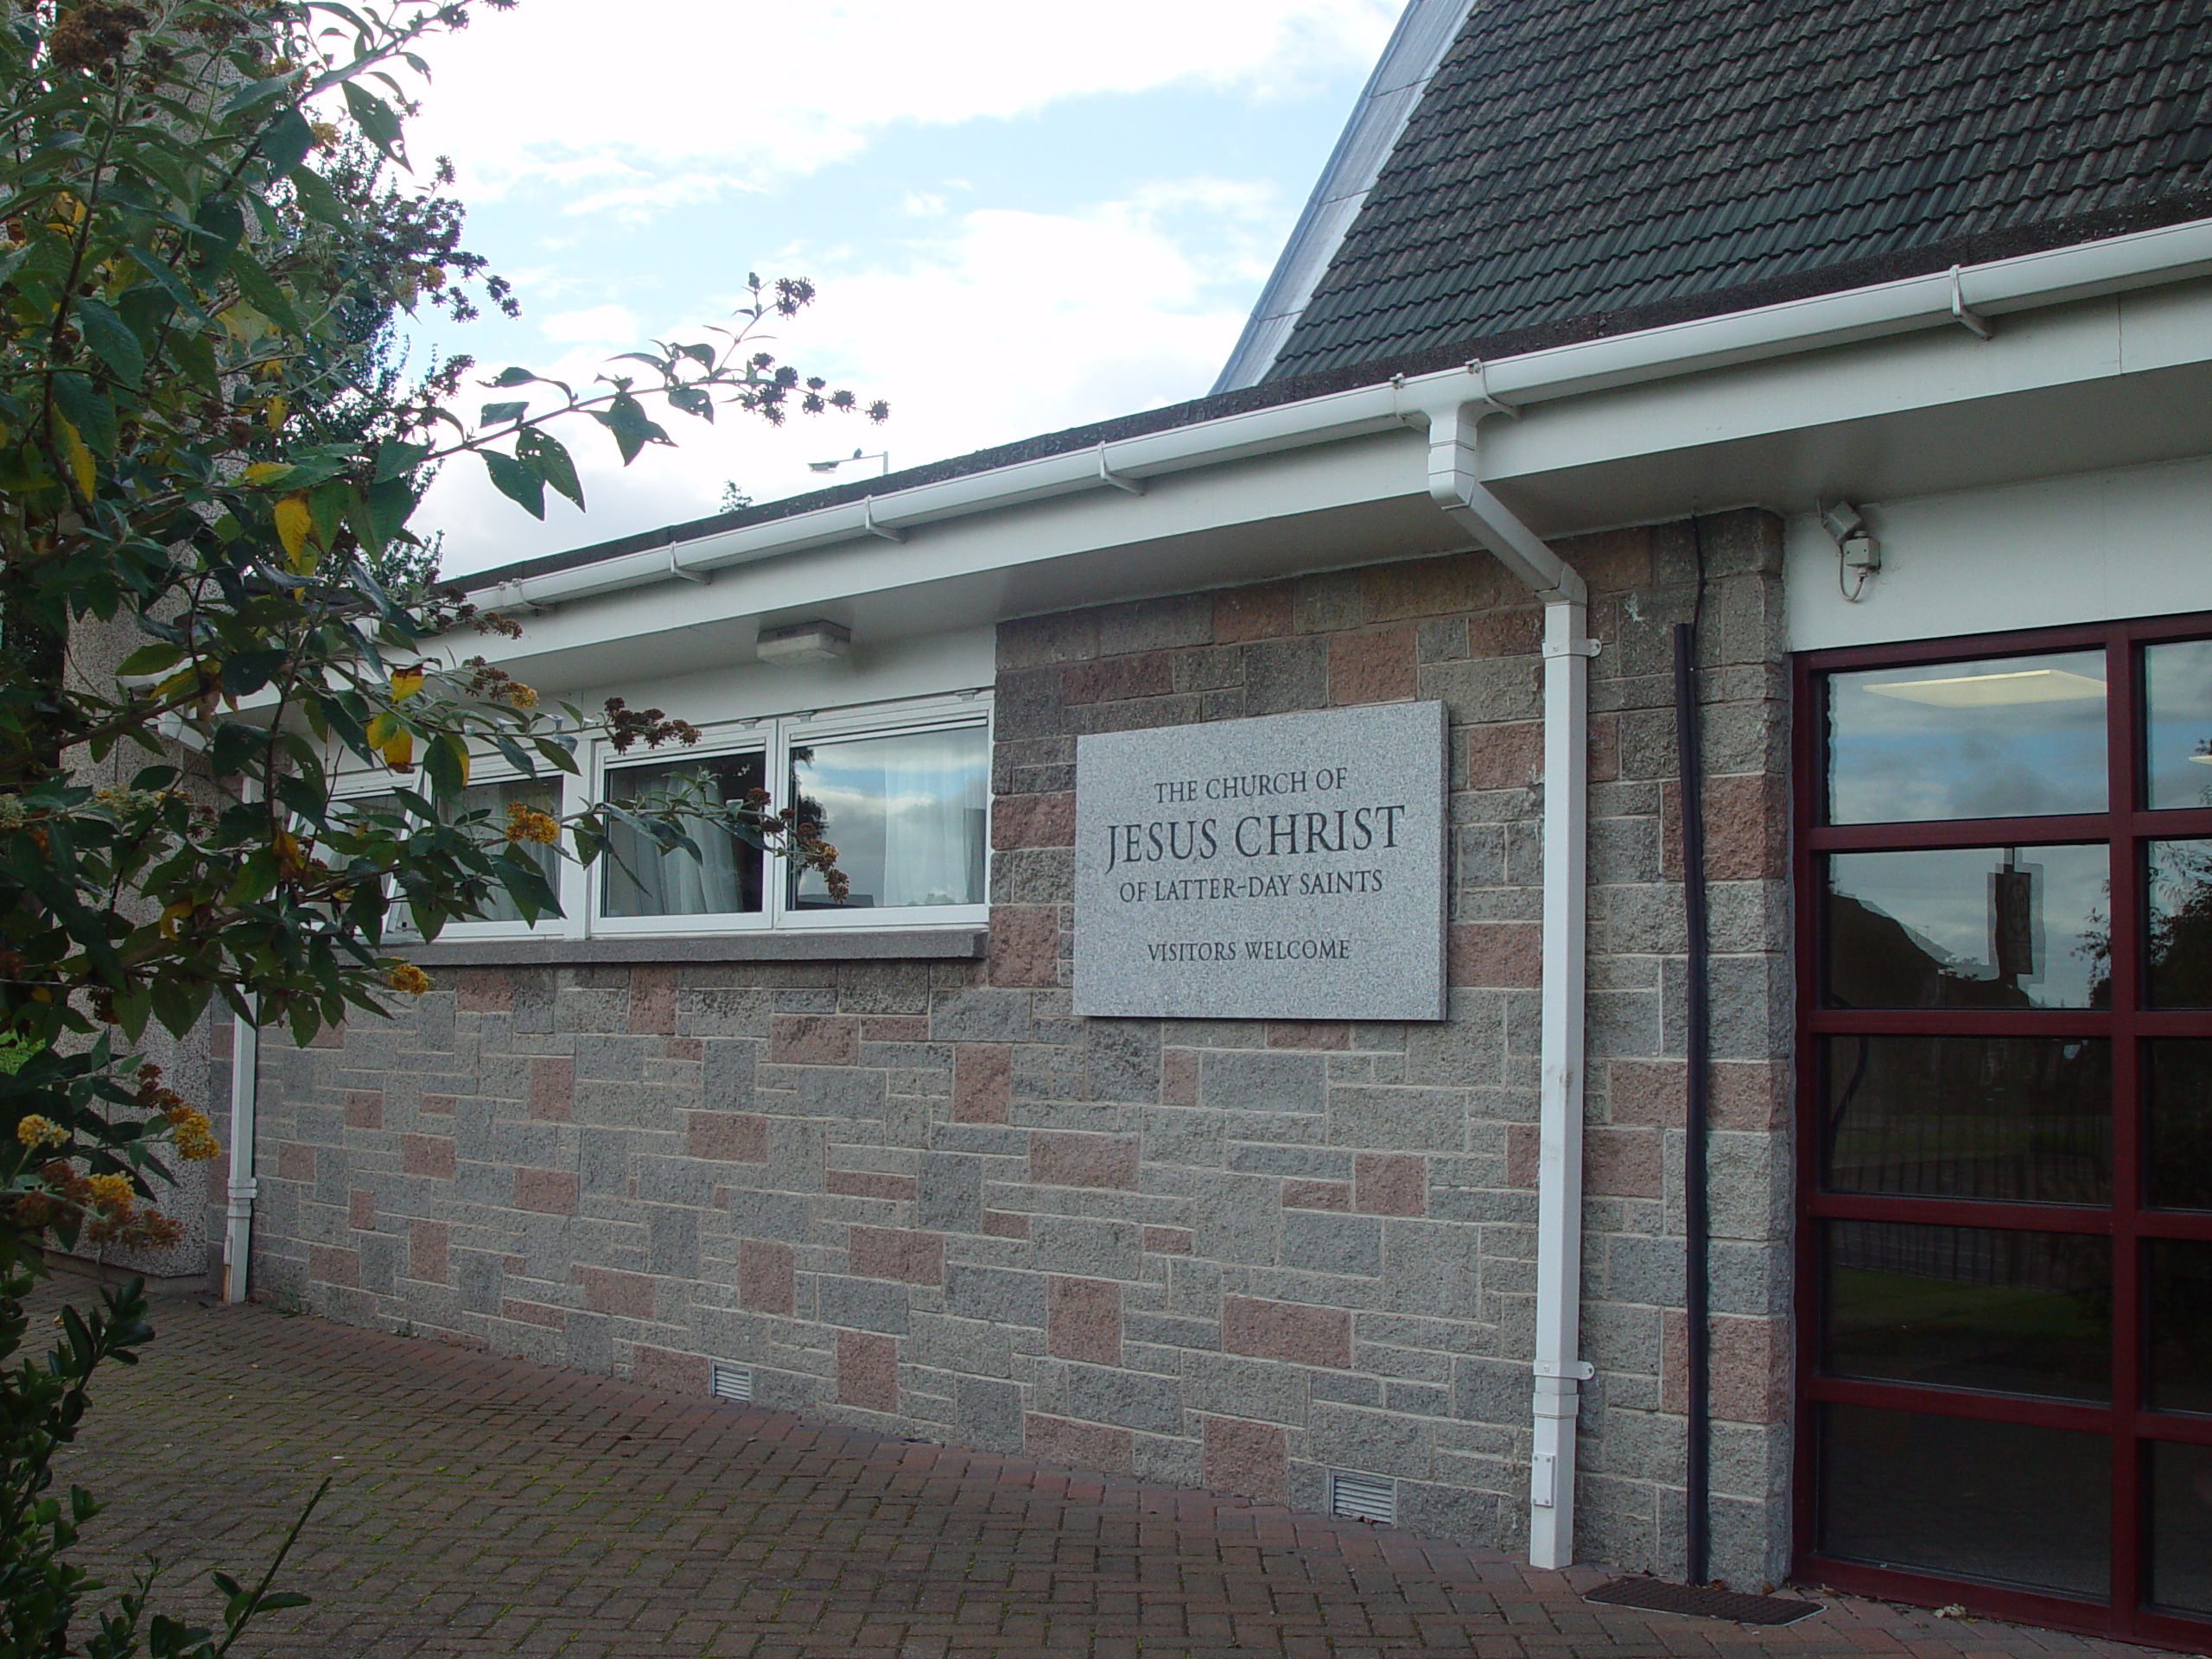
[1796,615,2212,1643]
[589,697,989,934]
[342,772,564,939]
[600,750,766,923]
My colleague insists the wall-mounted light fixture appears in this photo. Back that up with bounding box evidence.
[1821,500,1881,601]
[756,620,851,665]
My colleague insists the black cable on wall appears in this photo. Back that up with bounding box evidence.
[1674,520,1713,1587]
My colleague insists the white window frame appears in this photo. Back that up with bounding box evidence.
[770,697,992,932]
[585,729,775,938]
[587,691,993,937]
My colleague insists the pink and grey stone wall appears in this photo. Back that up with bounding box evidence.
[246,509,1796,1583]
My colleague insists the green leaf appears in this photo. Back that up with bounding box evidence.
[208,722,262,779]
[226,248,302,334]
[189,194,245,276]
[342,82,404,164]
[48,372,117,457]
[219,649,287,699]
[120,246,207,321]
[372,440,429,483]
[479,401,527,426]
[488,366,538,387]
[516,429,583,510]
[258,106,315,176]
[423,732,467,800]
[288,164,345,228]
[590,393,671,467]
[481,449,544,519]
[73,298,144,384]
[114,642,184,677]
[218,73,300,116]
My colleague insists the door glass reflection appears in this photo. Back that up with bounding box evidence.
[1826,651,2107,825]
[2146,1240,2212,1415]
[2147,1041,2212,1210]
[1825,845,2110,1008]
[1821,1220,2111,1402]
[2148,840,2212,1007]
[1820,1036,2110,1205]
[1817,1404,2109,1599]
[2150,1440,2212,1615]
[2145,639,2212,810]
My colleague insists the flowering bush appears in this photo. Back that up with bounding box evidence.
[0,0,873,1646]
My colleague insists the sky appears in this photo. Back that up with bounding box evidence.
[394,0,1402,578]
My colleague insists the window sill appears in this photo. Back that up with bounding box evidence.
[395,927,988,968]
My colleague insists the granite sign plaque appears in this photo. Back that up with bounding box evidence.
[1073,702,1448,1021]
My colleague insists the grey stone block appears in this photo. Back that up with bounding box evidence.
[647,1208,699,1278]
[1281,1211,1382,1278]
[1199,1050,1325,1116]
[918,1153,982,1233]
[1328,1086,1467,1151]
[1182,1351,1307,1426]
[929,989,1036,1043]
[817,1274,910,1334]
[1224,1143,1352,1179]
[1031,1217,1141,1281]
[944,1264,1046,1328]
[725,1185,810,1243]
[955,1375,1024,1453]
[1064,1363,1184,1433]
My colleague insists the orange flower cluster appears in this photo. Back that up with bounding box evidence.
[13,1160,181,1250]
[504,800,559,844]
[135,1065,220,1161]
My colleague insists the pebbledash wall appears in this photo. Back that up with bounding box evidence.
[245,508,1794,1581]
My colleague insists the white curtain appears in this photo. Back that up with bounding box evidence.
[607,768,747,917]
[880,740,987,908]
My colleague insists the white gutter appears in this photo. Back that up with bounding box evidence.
[1427,401,1592,1570]
[467,217,2212,616]
[221,993,258,1304]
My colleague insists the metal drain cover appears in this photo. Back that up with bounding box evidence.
[1585,1579,1821,1625]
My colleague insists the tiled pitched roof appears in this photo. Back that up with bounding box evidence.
[1265,0,2212,380]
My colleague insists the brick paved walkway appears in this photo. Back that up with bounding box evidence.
[48,1279,2163,1658]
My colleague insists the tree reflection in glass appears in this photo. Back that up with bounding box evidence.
[2150,839,2212,1007]
[1825,845,2109,1008]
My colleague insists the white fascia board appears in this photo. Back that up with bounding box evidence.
[1211,0,1472,394]
[461,216,2212,640]
[467,430,1428,677]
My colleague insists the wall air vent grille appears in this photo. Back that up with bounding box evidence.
[1327,1469,1396,1525]
[709,1362,753,1404]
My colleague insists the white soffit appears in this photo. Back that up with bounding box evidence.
[1209,0,1474,393]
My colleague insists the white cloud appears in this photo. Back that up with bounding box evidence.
[422,175,1290,574]
[537,303,640,346]
[410,1,1398,206]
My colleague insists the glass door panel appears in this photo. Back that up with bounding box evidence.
[1819,1034,2111,1205]
[1816,1404,2110,1599]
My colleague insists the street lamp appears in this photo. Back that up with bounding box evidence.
[807,448,890,476]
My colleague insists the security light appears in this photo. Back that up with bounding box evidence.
[756,621,851,665]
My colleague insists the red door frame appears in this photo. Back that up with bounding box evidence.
[1791,611,2212,1649]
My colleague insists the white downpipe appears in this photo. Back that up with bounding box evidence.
[1427,402,1592,1571]
[221,995,258,1304]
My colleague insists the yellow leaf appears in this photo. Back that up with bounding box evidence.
[53,414,92,499]
[241,461,291,484]
[380,730,414,771]
[273,495,313,571]
[454,746,471,788]
[263,397,288,430]
[157,899,193,938]
[389,669,423,701]
[365,712,396,747]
